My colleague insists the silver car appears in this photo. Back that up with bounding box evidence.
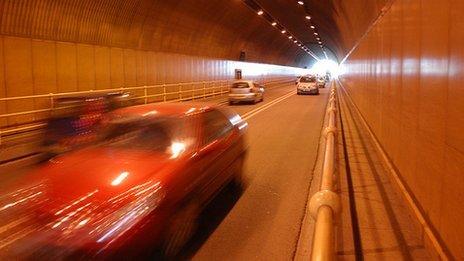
[228,80,264,105]
[316,77,326,88]
[296,75,319,95]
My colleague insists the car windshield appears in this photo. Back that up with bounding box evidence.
[101,117,190,152]
[299,77,316,83]
[232,82,250,88]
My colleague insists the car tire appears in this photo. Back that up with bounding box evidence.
[228,101,234,105]
[163,200,200,257]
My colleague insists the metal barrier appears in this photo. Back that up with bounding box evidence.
[0,76,293,142]
[308,81,341,261]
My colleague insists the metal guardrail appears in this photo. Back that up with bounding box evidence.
[308,81,341,261]
[0,76,293,143]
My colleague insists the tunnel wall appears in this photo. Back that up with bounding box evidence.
[0,35,306,127]
[339,0,463,259]
[0,0,313,67]
[0,0,315,128]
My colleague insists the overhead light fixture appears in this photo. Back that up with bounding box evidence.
[305,16,311,20]
[288,36,293,39]
[281,30,286,33]
[297,1,304,5]
[293,40,297,43]
[298,44,302,46]
[318,41,322,44]
[310,25,315,29]
[314,32,318,35]
[316,37,321,41]
[271,22,277,26]
[257,10,264,15]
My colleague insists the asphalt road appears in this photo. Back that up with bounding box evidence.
[0,82,330,260]
[186,83,330,260]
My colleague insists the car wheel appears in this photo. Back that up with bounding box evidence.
[163,200,200,257]
[228,101,234,105]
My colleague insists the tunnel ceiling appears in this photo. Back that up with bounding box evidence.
[254,0,389,62]
[0,0,388,67]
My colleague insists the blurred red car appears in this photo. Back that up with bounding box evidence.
[0,103,248,259]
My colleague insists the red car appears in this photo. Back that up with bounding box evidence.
[0,103,248,259]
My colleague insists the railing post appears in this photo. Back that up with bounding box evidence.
[144,87,148,104]
[203,82,206,99]
[49,93,54,109]
[192,83,195,101]
[163,84,166,102]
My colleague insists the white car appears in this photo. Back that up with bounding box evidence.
[296,76,319,95]
[316,77,326,88]
[228,80,264,105]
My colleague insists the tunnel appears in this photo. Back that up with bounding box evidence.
[0,0,462,260]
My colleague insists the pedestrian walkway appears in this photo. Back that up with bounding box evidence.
[335,85,432,260]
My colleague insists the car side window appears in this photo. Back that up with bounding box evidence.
[203,110,233,145]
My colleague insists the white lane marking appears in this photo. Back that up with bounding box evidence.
[241,90,296,120]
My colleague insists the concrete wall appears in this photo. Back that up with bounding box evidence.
[339,0,464,259]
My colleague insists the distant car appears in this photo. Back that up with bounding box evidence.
[296,76,319,95]
[316,77,326,88]
[15,103,248,258]
[228,80,264,105]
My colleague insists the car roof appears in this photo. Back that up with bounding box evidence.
[109,103,213,120]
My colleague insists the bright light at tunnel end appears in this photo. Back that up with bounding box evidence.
[310,59,342,78]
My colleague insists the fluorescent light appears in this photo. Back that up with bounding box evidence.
[257,10,264,15]
[297,1,304,5]
[281,30,286,33]
[305,16,311,20]
[272,22,277,26]
[310,25,315,29]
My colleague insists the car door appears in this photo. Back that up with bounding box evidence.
[194,109,236,203]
